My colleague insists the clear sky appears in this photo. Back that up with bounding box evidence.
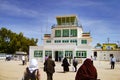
[0,0,120,46]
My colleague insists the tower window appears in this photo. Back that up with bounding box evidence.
[63,29,69,37]
[81,40,87,44]
[55,30,61,37]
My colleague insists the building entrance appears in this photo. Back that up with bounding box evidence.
[55,51,63,62]
[55,51,58,61]
[94,52,97,60]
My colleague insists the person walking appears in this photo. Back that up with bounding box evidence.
[45,55,48,61]
[22,55,25,65]
[61,57,70,72]
[73,58,78,72]
[75,58,97,80]
[91,56,94,64]
[110,56,116,69]
[44,56,55,80]
[23,58,40,80]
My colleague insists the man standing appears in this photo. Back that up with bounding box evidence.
[73,58,78,72]
[110,56,116,69]
[22,55,25,65]
[44,56,55,80]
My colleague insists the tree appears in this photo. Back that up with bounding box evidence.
[95,43,102,48]
[0,27,38,54]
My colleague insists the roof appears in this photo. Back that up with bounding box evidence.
[16,51,27,55]
[56,15,79,26]
[103,43,117,45]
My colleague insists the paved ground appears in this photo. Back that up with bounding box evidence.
[0,60,120,80]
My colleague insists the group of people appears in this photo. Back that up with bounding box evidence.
[61,57,78,72]
[22,56,103,80]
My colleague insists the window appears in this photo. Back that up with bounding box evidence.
[70,29,77,37]
[65,51,73,58]
[70,39,77,43]
[81,40,87,44]
[34,50,43,57]
[54,40,61,43]
[62,40,69,43]
[46,40,51,43]
[55,30,61,37]
[76,51,87,58]
[63,29,69,37]
[70,39,77,45]
[45,51,52,57]
[106,46,112,50]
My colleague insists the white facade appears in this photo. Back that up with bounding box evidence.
[92,49,120,61]
[29,15,93,62]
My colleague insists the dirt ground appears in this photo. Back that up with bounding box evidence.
[0,60,120,80]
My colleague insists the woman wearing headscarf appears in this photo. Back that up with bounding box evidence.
[62,57,70,72]
[23,59,40,80]
[75,58,97,80]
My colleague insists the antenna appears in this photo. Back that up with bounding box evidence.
[40,26,44,45]
[46,17,49,33]
[107,37,110,43]
[41,27,43,40]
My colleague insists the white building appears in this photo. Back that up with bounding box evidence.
[29,15,92,62]
[92,43,120,61]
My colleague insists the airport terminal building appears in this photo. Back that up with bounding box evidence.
[29,15,92,62]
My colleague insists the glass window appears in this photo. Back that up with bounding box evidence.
[70,39,77,43]
[46,40,51,43]
[45,51,52,57]
[76,51,87,58]
[62,40,69,43]
[70,29,77,37]
[65,51,73,58]
[54,40,61,43]
[81,40,87,44]
[63,29,69,37]
[55,30,61,37]
[34,50,43,57]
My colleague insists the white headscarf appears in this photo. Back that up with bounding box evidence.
[28,59,38,73]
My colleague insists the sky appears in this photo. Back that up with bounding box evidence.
[0,0,120,46]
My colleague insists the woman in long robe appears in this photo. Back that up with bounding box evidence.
[75,58,97,80]
[62,57,70,72]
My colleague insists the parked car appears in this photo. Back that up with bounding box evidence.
[6,56,11,61]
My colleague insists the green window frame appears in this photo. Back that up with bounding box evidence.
[81,40,87,44]
[70,39,77,43]
[70,39,77,45]
[65,51,73,58]
[70,29,77,37]
[45,50,52,57]
[54,40,61,43]
[34,50,43,57]
[62,40,69,43]
[58,51,63,58]
[63,29,69,37]
[55,30,61,37]
[76,51,87,58]
[46,40,51,43]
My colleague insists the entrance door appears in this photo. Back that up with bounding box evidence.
[94,52,97,60]
[94,52,97,57]
[55,51,58,61]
